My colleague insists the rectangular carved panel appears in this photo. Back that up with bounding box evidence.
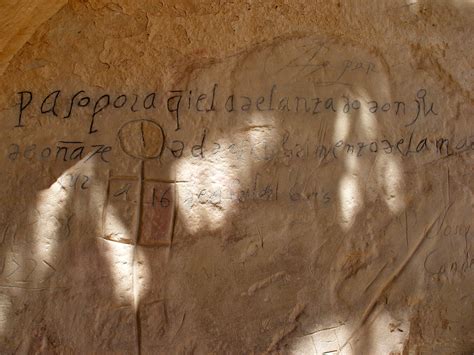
[139,181,174,246]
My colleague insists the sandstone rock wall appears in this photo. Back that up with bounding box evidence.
[0,0,473,353]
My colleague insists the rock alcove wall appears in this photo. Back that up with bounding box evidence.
[0,1,473,353]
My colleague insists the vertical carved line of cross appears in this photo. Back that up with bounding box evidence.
[135,160,145,246]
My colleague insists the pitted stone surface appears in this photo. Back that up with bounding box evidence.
[0,1,473,353]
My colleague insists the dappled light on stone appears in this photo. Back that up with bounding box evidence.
[176,153,238,234]
[0,1,473,353]
[102,212,135,304]
[378,156,406,213]
[338,173,362,231]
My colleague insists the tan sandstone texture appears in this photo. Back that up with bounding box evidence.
[0,0,473,353]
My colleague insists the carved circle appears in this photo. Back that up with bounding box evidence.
[118,119,165,160]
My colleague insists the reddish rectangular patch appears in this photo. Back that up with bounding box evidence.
[139,182,175,246]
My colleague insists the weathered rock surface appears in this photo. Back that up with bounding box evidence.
[0,0,473,353]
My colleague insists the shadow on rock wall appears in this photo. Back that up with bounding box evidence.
[0,3,473,354]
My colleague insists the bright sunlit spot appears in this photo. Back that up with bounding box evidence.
[377,156,405,213]
[333,108,351,143]
[176,113,279,234]
[102,236,135,305]
[338,174,362,231]
[175,145,238,234]
[345,307,410,353]
[29,167,74,287]
[290,324,354,354]
[357,99,377,141]
[0,294,12,336]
